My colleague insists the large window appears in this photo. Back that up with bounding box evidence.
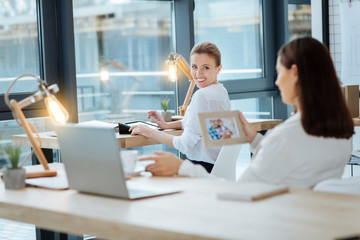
[72,0,176,155]
[193,0,273,119]
[72,1,175,124]
[0,1,50,169]
[0,1,40,94]
[194,0,264,80]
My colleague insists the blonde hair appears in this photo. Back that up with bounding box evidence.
[190,42,221,66]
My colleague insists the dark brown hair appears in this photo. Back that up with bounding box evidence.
[190,42,221,67]
[278,37,353,139]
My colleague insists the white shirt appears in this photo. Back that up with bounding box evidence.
[178,113,352,188]
[173,83,231,164]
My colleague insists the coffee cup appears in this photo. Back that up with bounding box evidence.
[120,150,138,175]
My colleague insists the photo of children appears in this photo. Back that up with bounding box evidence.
[206,117,240,140]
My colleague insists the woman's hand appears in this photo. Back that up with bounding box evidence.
[129,124,155,138]
[148,110,169,129]
[238,112,257,143]
[138,151,182,176]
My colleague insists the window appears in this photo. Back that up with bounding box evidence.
[231,97,273,119]
[193,0,275,119]
[0,1,40,94]
[288,4,311,40]
[0,1,47,168]
[72,1,175,123]
[72,0,176,156]
[194,0,264,80]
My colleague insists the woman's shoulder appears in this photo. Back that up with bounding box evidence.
[196,83,228,98]
[205,83,227,91]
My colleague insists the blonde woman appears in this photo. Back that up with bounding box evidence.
[130,42,230,173]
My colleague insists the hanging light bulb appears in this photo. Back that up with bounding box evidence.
[168,61,177,82]
[44,95,69,124]
[100,67,110,82]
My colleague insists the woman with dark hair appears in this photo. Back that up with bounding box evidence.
[139,37,353,189]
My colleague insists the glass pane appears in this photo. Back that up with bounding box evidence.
[0,1,40,94]
[73,1,174,122]
[194,0,264,80]
[230,97,273,119]
[73,1,175,155]
[288,4,311,40]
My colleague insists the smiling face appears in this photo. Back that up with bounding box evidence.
[275,56,300,107]
[210,119,219,128]
[190,53,222,89]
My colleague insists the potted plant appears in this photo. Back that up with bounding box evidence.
[3,146,25,189]
[160,98,172,122]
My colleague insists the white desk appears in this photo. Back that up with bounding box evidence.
[0,164,360,239]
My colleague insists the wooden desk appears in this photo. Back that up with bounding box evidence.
[0,164,359,240]
[353,118,360,126]
[11,119,282,149]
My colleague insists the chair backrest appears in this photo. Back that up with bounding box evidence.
[211,144,242,181]
[313,177,360,195]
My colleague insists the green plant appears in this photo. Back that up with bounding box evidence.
[160,98,170,112]
[5,146,22,168]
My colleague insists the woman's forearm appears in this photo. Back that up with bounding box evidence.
[163,120,182,130]
[149,130,175,147]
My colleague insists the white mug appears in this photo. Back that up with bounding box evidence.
[120,150,138,175]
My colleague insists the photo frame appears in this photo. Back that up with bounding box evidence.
[198,111,247,147]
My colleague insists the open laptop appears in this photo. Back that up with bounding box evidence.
[55,124,181,199]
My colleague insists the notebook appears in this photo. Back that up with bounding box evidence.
[55,124,181,199]
[217,182,289,201]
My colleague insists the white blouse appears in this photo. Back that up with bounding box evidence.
[178,113,352,188]
[173,83,231,164]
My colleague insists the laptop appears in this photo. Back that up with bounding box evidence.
[55,124,181,199]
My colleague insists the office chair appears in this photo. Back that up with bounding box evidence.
[210,144,242,181]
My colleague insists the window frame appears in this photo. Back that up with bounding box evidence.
[0,0,78,123]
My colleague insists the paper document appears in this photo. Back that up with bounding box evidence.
[26,176,69,190]
[25,164,69,190]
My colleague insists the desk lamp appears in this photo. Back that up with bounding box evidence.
[5,73,69,178]
[167,53,195,116]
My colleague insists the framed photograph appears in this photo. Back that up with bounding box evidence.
[198,111,247,147]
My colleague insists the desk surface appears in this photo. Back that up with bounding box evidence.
[0,163,359,240]
[353,118,360,126]
[11,119,282,149]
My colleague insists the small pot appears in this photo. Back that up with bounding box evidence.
[3,168,26,190]
[161,111,172,122]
